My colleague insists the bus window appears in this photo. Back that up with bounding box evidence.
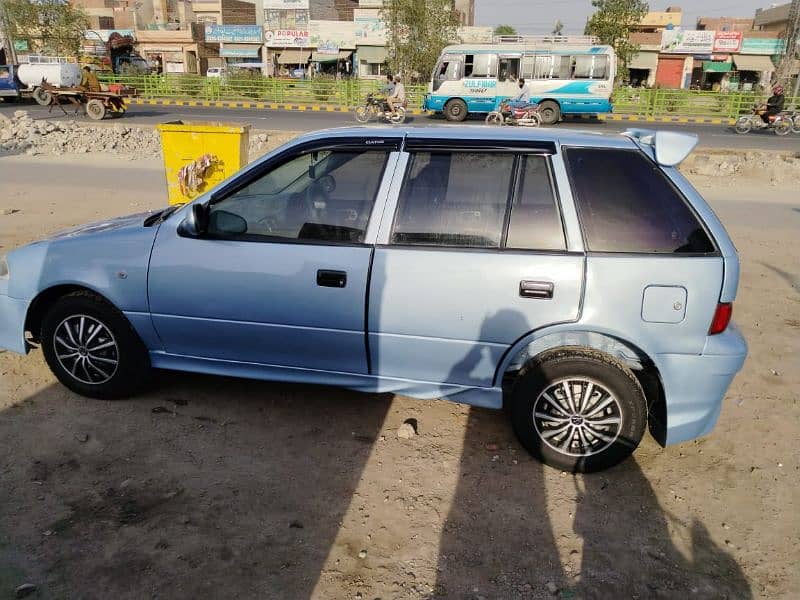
[436,59,461,81]
[533,55,554,79]
[556,56,573,79]
[464,54,497,78]
[521,56,535,79]
[591,55,609,79]
[498,57,520,81]
[574,55,594,79]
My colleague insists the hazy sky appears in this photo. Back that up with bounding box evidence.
[474,0,769,34]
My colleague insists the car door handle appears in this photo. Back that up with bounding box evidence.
[317,270,347,288]
[520,280,554,300]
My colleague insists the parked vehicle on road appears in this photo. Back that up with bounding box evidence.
[355,92,406,124]
[0,127,747,473]
[424,36,615,124]
[735,105,792,136]
[0,56,81,105]
[485,100,542,127]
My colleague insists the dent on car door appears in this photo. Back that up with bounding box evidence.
[368,146,584,388]
[148,141,401,373]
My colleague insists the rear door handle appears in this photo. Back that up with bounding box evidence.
[520,280,554,300]
[317,270,347,288]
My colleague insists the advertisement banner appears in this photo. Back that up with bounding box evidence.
[265,9,308,29]
[712,31,743,53]
[660,29,715,54]
[220,45,261,57]
[265,29,310,47]
[309,20,357,49]
[353,9,387,44]
[205,25,262,43]
[740,38,786,54]
[264,0,309,8]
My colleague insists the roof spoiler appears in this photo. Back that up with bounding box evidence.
[622,129,699,167]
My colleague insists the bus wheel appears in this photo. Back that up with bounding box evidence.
[444,99,468,122]
[538,101,561,125]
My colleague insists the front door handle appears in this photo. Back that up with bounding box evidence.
[520,280,554,300]
[317,270,347,288]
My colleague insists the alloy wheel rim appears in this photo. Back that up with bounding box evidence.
[53,314,119,385]
[533,377,622,457]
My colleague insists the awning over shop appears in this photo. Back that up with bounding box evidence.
[357,46,387,64]
[310,50,353,62]
[277,50,311,64]
[732,54,775,72]
[702,61,732,73]
[628,51,658,70]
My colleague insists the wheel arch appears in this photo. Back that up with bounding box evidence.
[25,284,117,344]
[496,326,667,446]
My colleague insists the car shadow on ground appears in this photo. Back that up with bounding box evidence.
[0,369,752,599]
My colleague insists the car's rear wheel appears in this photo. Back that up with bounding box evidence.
[444,98,468,122]
[537,100,561,125]
[40,291,151,399]
[510,347,647,473]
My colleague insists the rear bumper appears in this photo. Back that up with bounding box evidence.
[0,293,29,355]
[656,324,748,446]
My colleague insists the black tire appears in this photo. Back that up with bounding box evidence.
[32,86,52,106]
[537,100,561,125]
[444,98,468,122]
[510,347,647,473]
[40,291,151,399]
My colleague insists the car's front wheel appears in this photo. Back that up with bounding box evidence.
[510,347,647,473]
[40,291,151,399]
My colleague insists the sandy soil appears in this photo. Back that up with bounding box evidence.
[0,149,798,600]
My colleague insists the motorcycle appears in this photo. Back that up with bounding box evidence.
[485,100,542,127]
[354,93,406,124]
[734,105,792,136]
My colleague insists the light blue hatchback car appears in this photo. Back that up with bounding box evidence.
[0,126,747,472]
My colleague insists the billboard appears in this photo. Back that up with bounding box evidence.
[205,25,262,44]
[661,29,715,54]
[264,0,309,7]
[353,9,387,44]
[740,38,786,54]
[309,20,357,49]
[712,31,743,53]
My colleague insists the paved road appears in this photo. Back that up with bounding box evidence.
[3,100,799,151]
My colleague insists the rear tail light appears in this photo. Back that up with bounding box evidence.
[709,302,733,335]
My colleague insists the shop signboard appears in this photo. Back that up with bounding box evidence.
[309,20,357,49]
[264,0,309,7]
[205,25,262,44]
[661,29,715,54]
[353,9,386,44]
[265,29,309,46]
[712,31,742,53]
[740,38,786,54]
[220,45,261,57]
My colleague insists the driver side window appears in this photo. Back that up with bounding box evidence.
[208,149,389,243]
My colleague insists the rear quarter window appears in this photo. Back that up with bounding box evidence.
[565,148,716,254]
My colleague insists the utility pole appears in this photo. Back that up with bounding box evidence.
[775,0,799,93]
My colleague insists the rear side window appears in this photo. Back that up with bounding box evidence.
[565,148,715,254]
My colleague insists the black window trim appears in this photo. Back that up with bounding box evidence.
[387,150,569,253]
[192,138,399,247]
[561,145,721,257]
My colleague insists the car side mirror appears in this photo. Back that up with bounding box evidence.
[208,210,247,236]
[179,202,209,238]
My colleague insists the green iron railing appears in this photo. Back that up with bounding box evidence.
[100,74,798,119]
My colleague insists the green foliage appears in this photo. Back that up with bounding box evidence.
[585,0,648,81]
[2,0,89,56]
[494,25,517,36]
[551,20,564,36]
[382,0,460,83]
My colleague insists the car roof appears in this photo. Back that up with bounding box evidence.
[299,126,638,150]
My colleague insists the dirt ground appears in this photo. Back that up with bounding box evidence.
[0,143,798,600]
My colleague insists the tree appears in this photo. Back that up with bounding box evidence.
[382,0,460,82]
[2,0,89,57]
[494,25,517,36]
[551,20,564,36]
[585,0,648,81]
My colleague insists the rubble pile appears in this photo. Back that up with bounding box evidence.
[683,150,800,186]
[0,111,273,159]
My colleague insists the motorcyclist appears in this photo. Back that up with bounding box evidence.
[388,75,406,116]
[759,85,785,125]
[507,78,531,110]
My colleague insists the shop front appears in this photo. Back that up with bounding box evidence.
[356,45,387,78]
[205,25,264,70]
[135,29,205,75]
[731,54,775,91]
[628,51,658,87]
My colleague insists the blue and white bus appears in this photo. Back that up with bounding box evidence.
[423,36,616,124]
